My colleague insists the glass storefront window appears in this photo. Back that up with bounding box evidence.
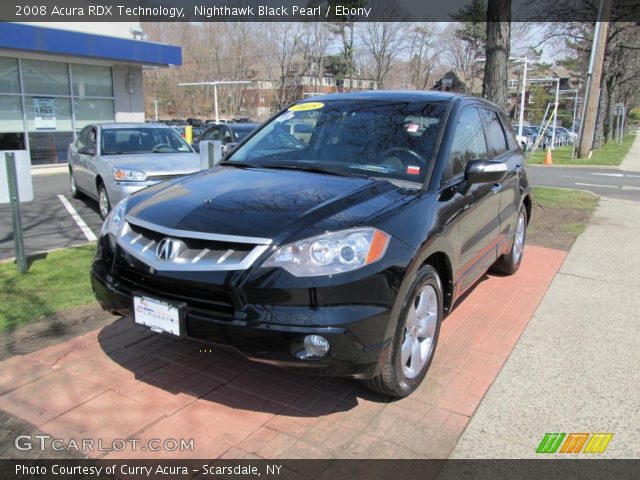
[0,57,20,93]
[72,64,113,98]
[28,131,74,165]
[0,95,24,132]
[22,59,70,96]
[74,98,115,128]
[25,96,72,131]
[0,132,25,150]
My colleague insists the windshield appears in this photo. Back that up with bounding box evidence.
[226,100,447,183]
[101,127,192,155]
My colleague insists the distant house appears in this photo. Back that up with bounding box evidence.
[240,56,379,119]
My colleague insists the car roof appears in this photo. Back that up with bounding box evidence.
[229,123,259,130]
[98,123,171,129]
[301,90,459,103]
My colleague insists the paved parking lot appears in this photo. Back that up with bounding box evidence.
[0,245,565,459]
[0,173,102,261]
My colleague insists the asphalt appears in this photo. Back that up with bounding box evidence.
[0,173,103,261]
[528,165,640,202]
[451,135,640,459]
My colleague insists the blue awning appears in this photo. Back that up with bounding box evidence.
[0,23,181,66]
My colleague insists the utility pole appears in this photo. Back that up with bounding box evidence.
[153,99,160,122]
[577,0,611,158]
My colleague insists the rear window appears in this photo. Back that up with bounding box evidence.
[480,108,508,158]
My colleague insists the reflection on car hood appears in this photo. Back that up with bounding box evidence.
[126,165,409,242]
[102,153,200,176]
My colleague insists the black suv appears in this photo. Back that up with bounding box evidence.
[92,91,531,398]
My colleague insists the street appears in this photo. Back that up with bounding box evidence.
[528,165,640,201]
[2,167,640,261]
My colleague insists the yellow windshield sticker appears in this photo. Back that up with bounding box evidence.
[289,102,324,112]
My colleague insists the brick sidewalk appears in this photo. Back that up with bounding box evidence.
[0,246,565,459]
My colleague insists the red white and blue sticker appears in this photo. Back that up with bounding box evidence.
[407,165,420,175]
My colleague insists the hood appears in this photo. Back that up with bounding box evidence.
[126,165,410,242]
[103,152,200,176]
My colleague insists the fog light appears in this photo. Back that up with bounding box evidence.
[295,335,330,360]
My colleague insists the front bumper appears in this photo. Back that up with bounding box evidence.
[107,181,161,206]
[91,248,396,379]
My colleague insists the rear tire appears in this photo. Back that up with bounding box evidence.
[363,265,443,398]
[492,205,527,275]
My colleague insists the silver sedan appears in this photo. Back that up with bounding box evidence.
[68,123,201,218]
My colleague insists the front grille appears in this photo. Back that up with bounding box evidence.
[118,218,270,272]
[115,263,235,319]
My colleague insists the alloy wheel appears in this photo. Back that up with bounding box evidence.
[402,284,439,379]
[513,210,526,264]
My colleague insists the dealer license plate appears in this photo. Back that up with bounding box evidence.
[133,295,184,336]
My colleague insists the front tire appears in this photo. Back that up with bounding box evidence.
[98,183,111,220]
[492,205,527,275]
[364,265,443,398]
[70,171,81,199]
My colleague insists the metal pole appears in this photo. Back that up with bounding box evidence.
[518,57,528,139]
[5,153,27,274]
[213,84,219,123]
[551,79,560,149]
[153,99,159,121]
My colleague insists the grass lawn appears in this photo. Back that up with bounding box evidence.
[0,244,96,332]
[527,187,599,251]
[527,135,634,166]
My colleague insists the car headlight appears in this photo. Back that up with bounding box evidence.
[113,168,147,182]
[262,228,390,277]
[100,198,128,243]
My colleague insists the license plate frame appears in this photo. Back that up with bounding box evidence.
[133,293,186,337]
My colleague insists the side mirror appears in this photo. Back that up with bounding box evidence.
[222,143,238,155]
[465,160,508,184]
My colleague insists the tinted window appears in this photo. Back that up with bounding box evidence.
[481,108,508,157]
[444,108,488,182]
[229,100,447,183]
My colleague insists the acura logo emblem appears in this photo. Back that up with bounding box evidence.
[156,237,181,261]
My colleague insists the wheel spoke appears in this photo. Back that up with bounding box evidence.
[405,307,417,330]
[409,338,425,374]
[401,334,412,366]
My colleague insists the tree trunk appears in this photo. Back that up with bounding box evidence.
[483,0,511,107]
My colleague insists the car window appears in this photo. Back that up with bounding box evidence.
[222,127,233,144]
[480,108,508,158]
[443,108,488,182]
[100,127,191,155]
[499,111,520,150]
[76,126,91,150]
[228,100,447,184]
[203,127,220,141]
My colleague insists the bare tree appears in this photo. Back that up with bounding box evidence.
[261,23,312,109]
[359,22,409,89]
[407,23,442,90]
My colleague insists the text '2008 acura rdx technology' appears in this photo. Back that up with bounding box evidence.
[91,91,531,397]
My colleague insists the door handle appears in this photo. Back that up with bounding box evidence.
[491,183,502,193]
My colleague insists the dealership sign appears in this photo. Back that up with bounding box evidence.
[33,97,56,130]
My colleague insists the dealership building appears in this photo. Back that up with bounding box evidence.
[0,22,181,165]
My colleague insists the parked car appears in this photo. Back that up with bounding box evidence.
[68,123,200,219]
[171,125,207,145]
[194,122,260,153]
[92,92,531,398]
